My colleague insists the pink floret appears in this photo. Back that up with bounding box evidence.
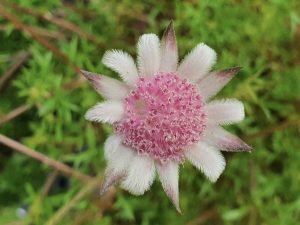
[115,72,207,163]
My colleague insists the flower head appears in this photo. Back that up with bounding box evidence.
[82,21,251,213]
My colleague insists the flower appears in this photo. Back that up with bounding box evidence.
[82,21,251,213]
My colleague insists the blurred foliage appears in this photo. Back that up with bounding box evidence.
[0,0,300,224]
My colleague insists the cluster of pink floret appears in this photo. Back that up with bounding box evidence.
[115,72,207,163]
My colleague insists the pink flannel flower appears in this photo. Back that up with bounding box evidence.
[82,22,251,213]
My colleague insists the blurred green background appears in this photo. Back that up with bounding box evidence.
[0,0,300,224]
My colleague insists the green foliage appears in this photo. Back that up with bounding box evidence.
[0,0,299,224]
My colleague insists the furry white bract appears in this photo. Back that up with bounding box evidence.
[137,34,161,77]
[156,161,180,213]
[100,145,135,196]
[80,70,129,100]
[159,22,178,73]
[104,134,123,161]
[201,126,252,151]
[102,50,139,86]
[205,99,245,125]
[105,144,134,173]
[197,67,241,100]
[177,43,216,82]
[185,142,226,182]
[98,75,129,100]
[121,155,155,195]
[85,101,124,123]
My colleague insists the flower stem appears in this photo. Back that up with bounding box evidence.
[0,134,92,182]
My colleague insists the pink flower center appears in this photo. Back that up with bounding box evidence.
[115,72,206,163]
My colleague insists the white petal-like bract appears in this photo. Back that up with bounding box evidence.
[137,34,161,77]
[202,126,252,151]
[177,43,216,82]
[102,50,139,86]
[80,70,129,100]
[85,101,124,123]
[156,161,181,213]
[106,144,134,173]
[185,142,225,182]
[104,134,124,161]
[205,99,245,125]
[100,144,134,196]
[197,67,241,100]
[121,155,155,195]
[159,21,178,73]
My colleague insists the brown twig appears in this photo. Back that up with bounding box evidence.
[27,171,59,222]
[0,105,29,126]
[63,3,98,21]
[47,181,116,225]
[0,25,65,40]
[45,171,116,225]
[248,159,257,225]
[3,1,100,45]
[45,175,102,225]
[41,170,59,197]
[4,221,23,225]
[0,134,92,182]
[71,211,97,225]
[0,51,31,91]
[63,75,86,90]
[243,119,300,141]
[0,3,81,74]
[186,207,218,225]
[27,26,65,40]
